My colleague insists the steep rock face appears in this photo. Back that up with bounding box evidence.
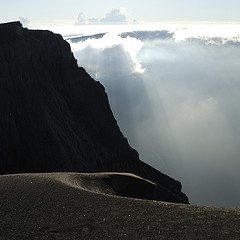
[0,22,188,204]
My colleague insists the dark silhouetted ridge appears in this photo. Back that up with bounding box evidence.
[0,21,188,204]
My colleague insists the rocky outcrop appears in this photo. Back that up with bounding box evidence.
[0,22,188,204]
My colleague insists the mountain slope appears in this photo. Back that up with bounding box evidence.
[0,21,188,204]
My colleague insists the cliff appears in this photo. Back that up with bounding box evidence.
[0,22,188,204]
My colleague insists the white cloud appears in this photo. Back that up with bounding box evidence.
[74,12,87,25]
[19,17,32,27]
[74,8,136,25]
[70,33,145,75]
[100,8,128,24]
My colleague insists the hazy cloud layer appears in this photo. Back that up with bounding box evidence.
[68,29,240,207]
[186,36,240,46]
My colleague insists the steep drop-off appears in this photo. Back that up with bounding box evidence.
[0,22,188,204]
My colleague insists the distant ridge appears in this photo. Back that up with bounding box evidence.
[0,21,188,204]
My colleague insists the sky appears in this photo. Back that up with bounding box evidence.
[1,2,240,208]
[1,0,240,25]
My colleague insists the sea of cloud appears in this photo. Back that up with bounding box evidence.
[37,23,240,207]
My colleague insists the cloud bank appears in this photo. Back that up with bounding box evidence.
[120,30,174,41]
[66,33,107,43]
[67,26,240,207]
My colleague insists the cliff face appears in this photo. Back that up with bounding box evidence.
[0,22,188,204]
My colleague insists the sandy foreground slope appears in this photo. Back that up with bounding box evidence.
[0,173,239,240]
